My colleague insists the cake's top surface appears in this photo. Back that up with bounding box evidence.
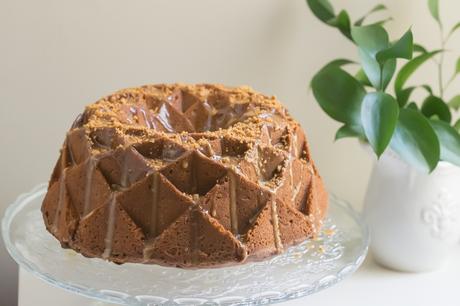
[69,84,311,191]
[76,84,295,146]
[80,84,293,133]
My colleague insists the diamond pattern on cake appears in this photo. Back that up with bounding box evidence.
[133,138,186,163]
[42,173,78,247]
[65,158,112,217]
[98,146,151,189]
[117,173,194,240]
[143,208,246,267]
[73,199,145,262]
[160,150,227,196]
[41,84,328,268]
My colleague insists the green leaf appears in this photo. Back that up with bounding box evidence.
[306,0,335,23]
[454,119,460,132]
[311,66,366,125]
[361,92,399,156]
[448,95,460,111]
[369,4,387,12]
[357,48,382,88]
[430,119,460,167]
[421,96,452,123]
[390,108,440,173]
[407,102,419,111]
[376,29,413,64]
[394,50,442,95]
[358,50,396,90]
[420,84,433,95]
[396,85,433,107]
[447,22,460,39]
[308,58,355,89]
[352,25,389,56]
[335,124,365,140]
[355,68,372,87]
[354,4,387,26]
[366,17,393,27]
[352,25,400,90]
[327,10,352,39]
[306,1,354,41]
[322,58,356,69]
[413,44,428,54]
[381,58,397,91]
[428,0,441,26]
[397,86,416,107]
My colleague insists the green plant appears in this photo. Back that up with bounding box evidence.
[307,0,460,172]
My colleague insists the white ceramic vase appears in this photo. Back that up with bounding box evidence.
[363,149,460,272]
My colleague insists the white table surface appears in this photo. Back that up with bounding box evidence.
[280,249,460,306]
[18,248,460,306]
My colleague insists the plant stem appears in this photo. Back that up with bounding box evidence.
[438,25,445,98]
[444,74,455,92]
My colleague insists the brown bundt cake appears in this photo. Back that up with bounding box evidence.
[41,84,328,268]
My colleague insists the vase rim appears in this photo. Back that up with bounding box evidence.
[359,141,460,171]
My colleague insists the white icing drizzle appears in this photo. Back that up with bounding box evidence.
[262,179,283,195]
[209,142,223,161]
[212,155,222,161]
[102,194,117,259]
[150,172,159,238]
[82,158,96,216]
[261,124,272,146]
[270,199,283,252]
[206,142,215,157]
[289,129,299,204]
[139,108,152,129]
[162,144,182,161]
[150,116,158,130]
[307,162,315,176]
[202,100,214,131]
[292,182,301,203]
[52,168,67,234]
[192,194,200,203]
[156,103,174,132]
[210,201,217,217]
[228,169,239,235]
[102,150,130,259]
[124,108,134,124]
[289,159,294,190]
[143,109,158,130]
[291,131,298,157]
[247,146,261,179]
[288,156,300,204]
[120,154,129,189]
[190,209,199,264]
[308,173,319,235]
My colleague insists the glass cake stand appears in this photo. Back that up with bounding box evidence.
[2,183,369,306]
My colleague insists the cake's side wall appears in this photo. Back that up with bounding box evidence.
[1,1,459,305]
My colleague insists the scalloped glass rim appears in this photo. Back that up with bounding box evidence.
[2,183,369,306]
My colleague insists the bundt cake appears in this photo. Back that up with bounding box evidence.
[41,84,328,268]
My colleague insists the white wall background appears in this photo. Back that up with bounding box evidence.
[1,0,459,305]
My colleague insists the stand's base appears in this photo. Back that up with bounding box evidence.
[5,185,368,305]
[19,268,116,306]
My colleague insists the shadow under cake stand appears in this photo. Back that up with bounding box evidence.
[2,184,369,306]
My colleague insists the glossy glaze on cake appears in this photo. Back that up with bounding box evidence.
[41,84,328,268]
